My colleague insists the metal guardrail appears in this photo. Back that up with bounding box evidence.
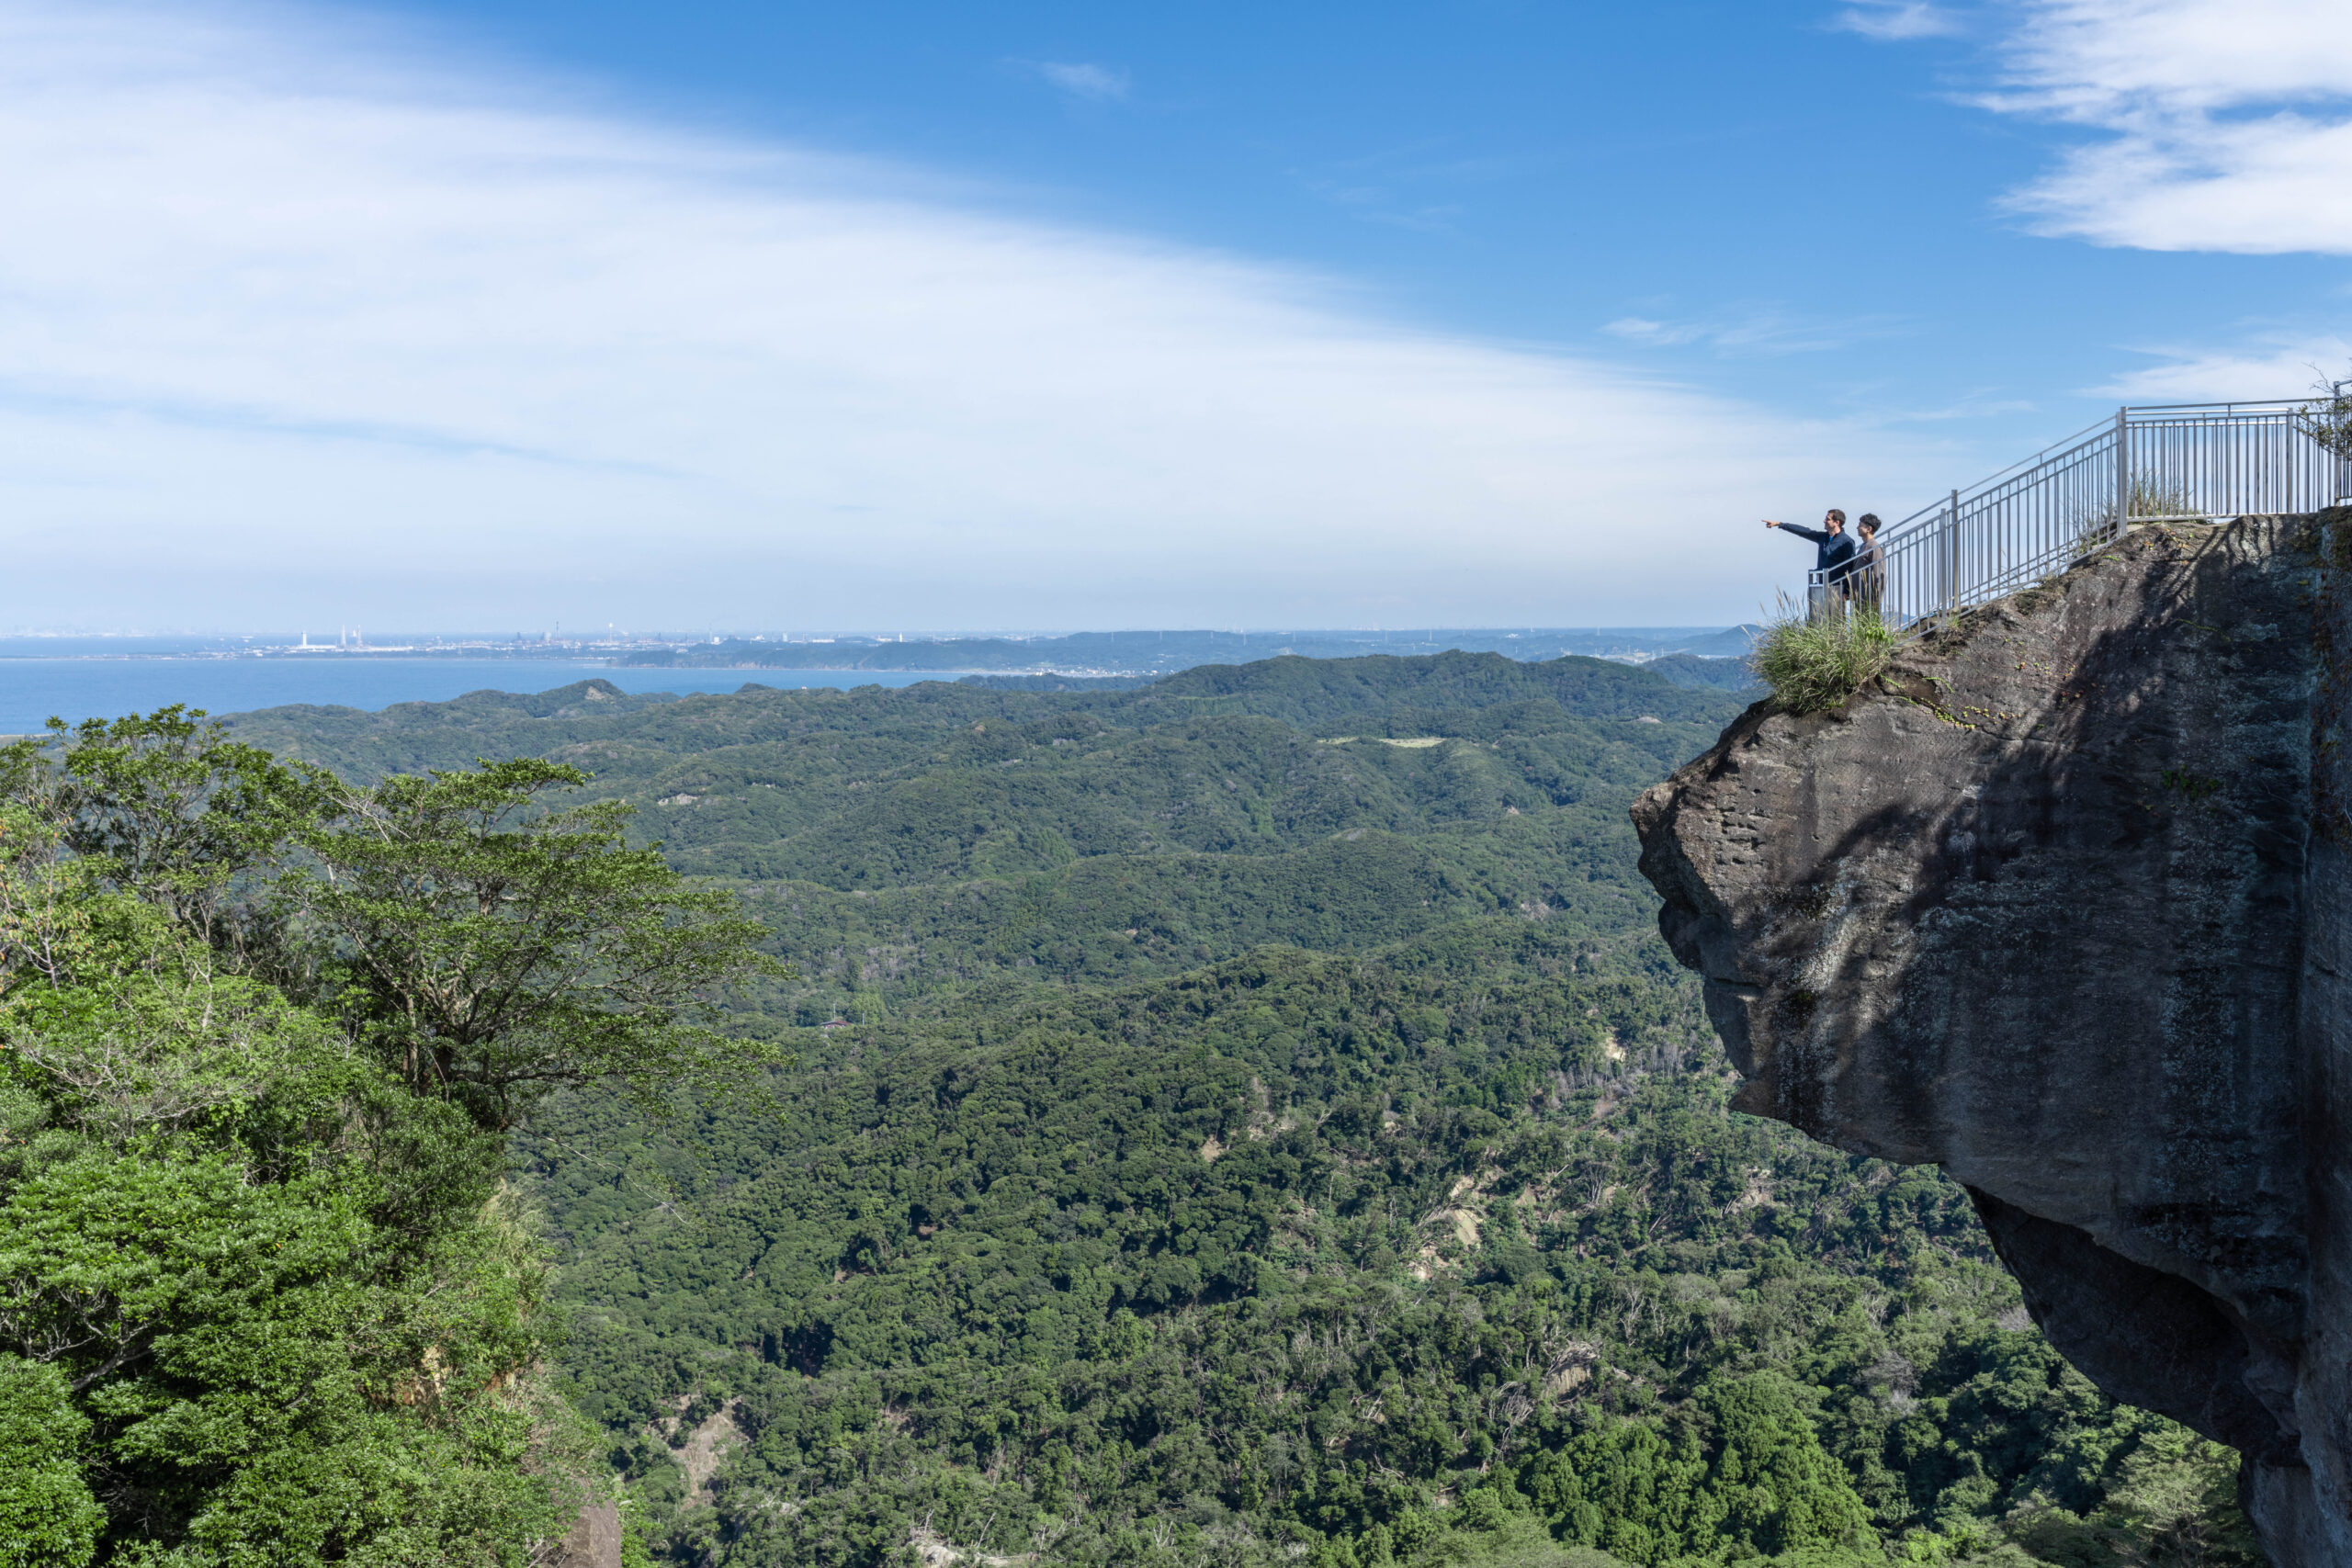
[1807,400,2352,631]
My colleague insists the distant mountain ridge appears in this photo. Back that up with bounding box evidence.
[617,625,1761,674]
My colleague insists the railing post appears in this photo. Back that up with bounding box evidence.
[1946,488,1960,615]
[2339,380,2351,505]
[2115,405,2130,530]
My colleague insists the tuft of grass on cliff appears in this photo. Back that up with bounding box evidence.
[1754,600,1894,714]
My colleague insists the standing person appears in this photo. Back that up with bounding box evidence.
[1849,514,1886,618]
[1764,509,1857,616]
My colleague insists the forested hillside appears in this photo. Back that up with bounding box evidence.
[229,653,1728,1021]
[202,654,2258,1568]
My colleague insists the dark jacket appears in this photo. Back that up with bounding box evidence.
[1781,524,1858,581]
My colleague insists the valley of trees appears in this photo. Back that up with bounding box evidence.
[4,651,2259,1566]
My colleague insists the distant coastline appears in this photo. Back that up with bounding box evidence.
[0,629,1761,735]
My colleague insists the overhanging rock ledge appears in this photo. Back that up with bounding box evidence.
[1631,512,2352,1567]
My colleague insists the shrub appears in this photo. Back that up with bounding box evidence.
[1752,596,1894,714]
[0,1357,103,1568]
[2296,370,2352,460]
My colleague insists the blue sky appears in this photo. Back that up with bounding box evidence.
[399,0,2349,422]
[0,0,2346,631]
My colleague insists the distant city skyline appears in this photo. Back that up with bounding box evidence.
[0,0,2343,630]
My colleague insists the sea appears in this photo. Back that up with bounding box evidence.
[0,638,939,736]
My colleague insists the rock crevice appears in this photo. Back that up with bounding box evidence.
[1633,513,2352,1565]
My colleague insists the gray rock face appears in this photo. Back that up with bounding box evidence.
[1631,513,2352,1566]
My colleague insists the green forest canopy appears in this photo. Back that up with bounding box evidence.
[2,652,2258,1567]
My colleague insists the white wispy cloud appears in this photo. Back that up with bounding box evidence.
[1828,3,1965,42]
[1603,318,1710,347]
[0,0,1934,629]
[1825,0,2352,399]
[2090,335,2352,402]
[1028,60,1129,103]
[1603,309,1906,356]
[1297,176,1461,234]
[1975,0,2352,254]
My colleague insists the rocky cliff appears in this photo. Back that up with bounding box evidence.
[1632,512,2352,1567]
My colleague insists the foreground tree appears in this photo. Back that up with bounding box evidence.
[0,715,781,1564]
[288,758,783,1130]
[3,707,331,952]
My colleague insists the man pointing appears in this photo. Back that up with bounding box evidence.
[1766,509,1857,614]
